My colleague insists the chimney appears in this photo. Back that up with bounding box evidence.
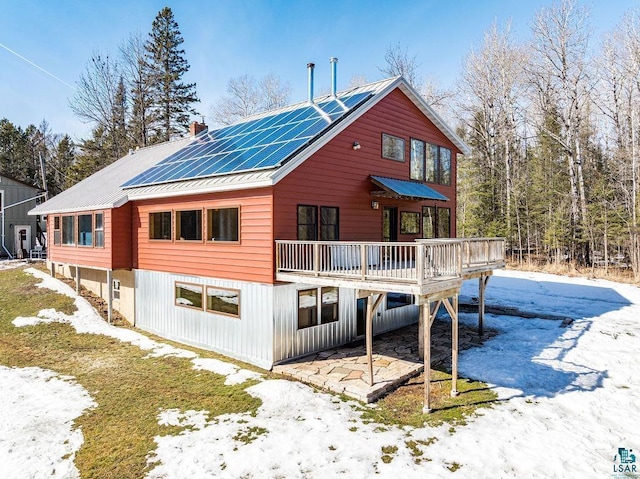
[330,57,338,97]
[189,121,208,136]
[307,62,315,104]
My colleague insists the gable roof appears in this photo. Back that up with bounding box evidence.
[30,76,469,213]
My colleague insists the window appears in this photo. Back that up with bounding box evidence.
[149,212,172,240]
[53,216,61,245]
[95,213,104,247]
[422,206,436,239]
[297,205,317,241]
[297,205,339,241]
[387,293,414,310]
[382,133,405,162]
[62,216,75,245]
[298,289,317,329]
[320,287,339,324]
[176,210,202,241]
[298,287,339,329]
[77,214,93,246]
[439,147,452,186]
[112,279,121,300]
[400,212,420,235]
[423,206,450,238]
[320,207,339,241]
[437,207,451,238]
[207,207,239,242]
[426,144,438,183]
[175,282,203,310]
[206,286,240,317]
[410,139,425,180]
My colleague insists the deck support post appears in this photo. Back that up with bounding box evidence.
[75,265,81,295]
[50,262,55,278]
[422,299,432,413]
[478,274,490,336]
[107,269,113,324]
[363,292,385,386]
[443,294,459,397]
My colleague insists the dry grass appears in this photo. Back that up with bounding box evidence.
[507,259,637,284]
[0,267,261,479]
[362,369,497,428]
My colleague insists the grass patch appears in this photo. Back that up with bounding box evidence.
[0,266,262,479]
[381,445,398,463]
[361,369,498,428]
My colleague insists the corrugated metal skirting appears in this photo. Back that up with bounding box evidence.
[134,270,419,369]
[135,269,274,369]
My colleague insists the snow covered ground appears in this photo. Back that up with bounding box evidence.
[2,268,639,478]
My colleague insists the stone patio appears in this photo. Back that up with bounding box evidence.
[273,316,491,403]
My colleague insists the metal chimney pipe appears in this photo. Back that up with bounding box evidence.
[330,57,338,97]
[307,62,315,103]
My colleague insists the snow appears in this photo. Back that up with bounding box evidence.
[0,366,95,479]
[4,267,640,478]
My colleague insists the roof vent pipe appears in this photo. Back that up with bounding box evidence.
[307,62,315,104]
[330,57,338,97]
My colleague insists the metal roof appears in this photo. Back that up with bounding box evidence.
[370,175,449,201]
[31,76,468,214]
[29,137,191,215]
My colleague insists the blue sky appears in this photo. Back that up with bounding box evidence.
[0,0,637,140]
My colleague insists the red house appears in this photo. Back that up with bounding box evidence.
[31,64,503,378]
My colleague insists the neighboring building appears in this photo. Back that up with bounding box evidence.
[30,67,502,371]
[0,174,45,258]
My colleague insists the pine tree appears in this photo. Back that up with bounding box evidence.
[145,7,199,143]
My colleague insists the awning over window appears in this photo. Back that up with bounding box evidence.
[370,176,449,201]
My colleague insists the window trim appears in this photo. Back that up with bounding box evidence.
[149,210,173,241]
[94,212,104,248]
[53,215,61,246]
[205,285,241,318]
[175,281,204,311]
[175,208,204,242]
[206,206,240,244]
[381,133,405,162]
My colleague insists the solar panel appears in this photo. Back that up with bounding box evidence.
[121,85,377,188]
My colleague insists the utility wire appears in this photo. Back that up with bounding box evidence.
[0,42,75,90]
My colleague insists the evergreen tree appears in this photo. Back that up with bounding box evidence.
[144,7,199,142]
[49,135,75,194]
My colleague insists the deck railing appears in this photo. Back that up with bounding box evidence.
[275,238,505,286]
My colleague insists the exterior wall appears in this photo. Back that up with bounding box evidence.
[50,263,135,324]
[135,269,274,369]
[0,175,42,257]
[272,283,418,364]
[132,188,274,284]
[273,88,458,241]
[47,205,132,270]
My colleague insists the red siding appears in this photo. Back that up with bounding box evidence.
[47,208,130,269]
[274,88,458,241]
[132,188,274,283]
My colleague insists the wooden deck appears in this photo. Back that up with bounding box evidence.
[275,238,505,294]
[275,238,505,412]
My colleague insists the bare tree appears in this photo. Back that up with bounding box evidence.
[120,33,152,147]
[211,73,291,126]
[458,20,527,250]
[528,0,593,262]
[598,10,640,277]
[379,42,421,87]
